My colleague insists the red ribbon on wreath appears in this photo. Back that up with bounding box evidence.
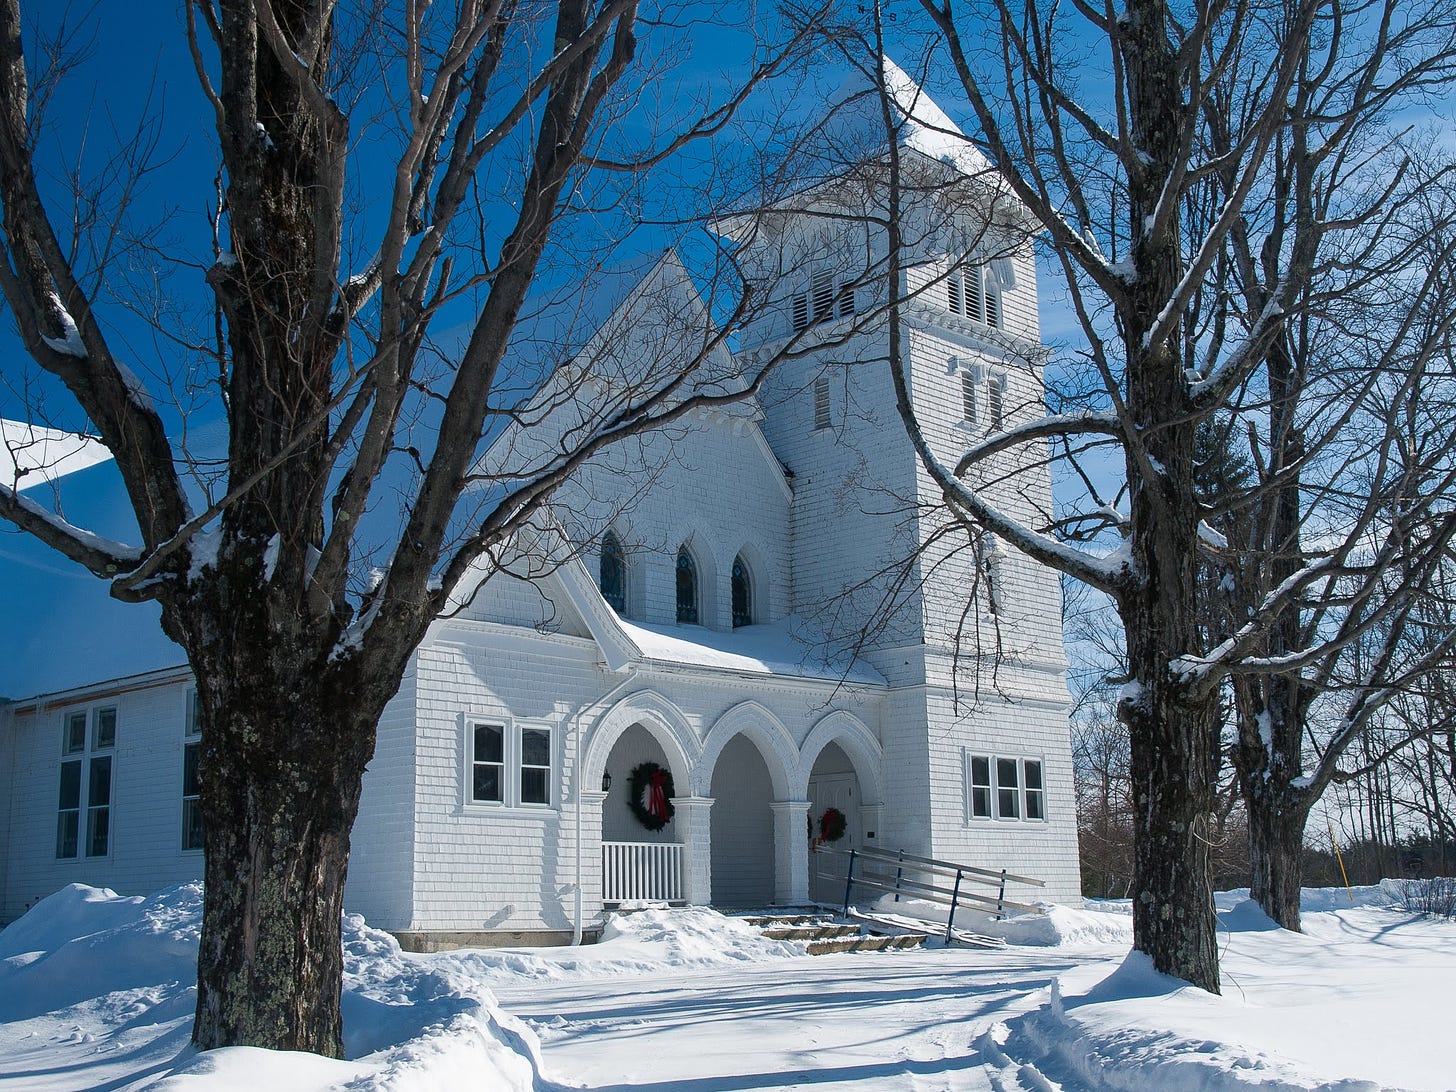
[647,768,670,823]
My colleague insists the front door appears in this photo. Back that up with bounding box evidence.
[807,773,859,905]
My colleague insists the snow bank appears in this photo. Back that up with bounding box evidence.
[991,890,1456,1091]
[0,883,550,1091]
[430,906,805,987]
[0,882,200,1020]
[867,893,1135,948]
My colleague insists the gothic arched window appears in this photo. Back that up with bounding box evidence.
[599,531,625,614]
[676,546,699,624]
[731,554,753,628]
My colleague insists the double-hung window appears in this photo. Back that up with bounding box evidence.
[57,706,117,858]
[182,691,204,851]
[966,751,1046,823]
[469,719,555,808]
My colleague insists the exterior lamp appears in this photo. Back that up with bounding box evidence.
[601,770,612,793]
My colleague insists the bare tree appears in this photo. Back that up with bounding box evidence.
[0,0,827,1055]
[875,0,1456,990]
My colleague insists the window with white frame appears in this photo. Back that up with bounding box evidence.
[967,755,992,819]
[182,690,203,851]
[58,705,116,858]
[961,370,979,427]
[988,370,1007,430]
[599,530,627,614]
[966,752,1046,822]
[468,719,555,808]
[953,360,1007,432]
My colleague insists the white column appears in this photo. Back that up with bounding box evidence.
[673,796,714,905]
[771,799,812,904]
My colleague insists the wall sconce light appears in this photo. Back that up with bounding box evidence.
[601,770,612,793]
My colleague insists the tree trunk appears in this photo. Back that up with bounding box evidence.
[1245,784,1310,930]
[1122,586,1223,994]
[175,558,392,1056]
[193,737,360,1055]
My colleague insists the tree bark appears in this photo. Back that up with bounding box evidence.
[1121,525,1223,993]
[177,557,392,1056]
[1244,782,1310,930]
[1117,0,1223,995]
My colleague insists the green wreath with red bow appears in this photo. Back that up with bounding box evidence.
[818,806,847,843]
[627,761,675,831]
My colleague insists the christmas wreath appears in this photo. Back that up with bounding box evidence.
[818,806,847,843]
[627,761,675,831]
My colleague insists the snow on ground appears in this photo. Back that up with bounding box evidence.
[1,882,1454,1091]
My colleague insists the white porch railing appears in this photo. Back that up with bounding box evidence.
[602,840,684,904]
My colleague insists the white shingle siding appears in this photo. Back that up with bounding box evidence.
[1,107,1085,926]
[347,665,419,930]
[0,674,203,922]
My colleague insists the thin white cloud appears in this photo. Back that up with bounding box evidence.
[1,419,113,492]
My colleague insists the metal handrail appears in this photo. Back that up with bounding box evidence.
[824,844,1045,888]
[816,843,1046,941]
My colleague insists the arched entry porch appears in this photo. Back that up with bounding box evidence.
[696,701,802,907]
[582,691,705,907]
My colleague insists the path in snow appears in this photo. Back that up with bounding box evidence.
[497,945,1087,1091]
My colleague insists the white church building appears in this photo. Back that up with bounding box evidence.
[0,64,1082,944]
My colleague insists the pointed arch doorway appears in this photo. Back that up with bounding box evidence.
[807,741,863,904]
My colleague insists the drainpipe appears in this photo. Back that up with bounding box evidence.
[570,673,637,946]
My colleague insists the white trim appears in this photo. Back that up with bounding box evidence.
[7,664,191,714]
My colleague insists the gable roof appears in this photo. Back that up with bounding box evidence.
[824,55,991,177]
[470,248,754,487]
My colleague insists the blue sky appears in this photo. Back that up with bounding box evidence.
[0,3,1122,700]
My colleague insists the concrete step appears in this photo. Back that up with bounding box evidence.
[805,932,928,955]
[744,912,928,955]
[742,913,824,927]
[759,922,864,941]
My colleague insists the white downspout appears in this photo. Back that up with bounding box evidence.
[571,673,636,946]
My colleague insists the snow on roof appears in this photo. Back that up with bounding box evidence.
[828,55,991,176]
[615,617,885,686]
[1,419,114,492]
